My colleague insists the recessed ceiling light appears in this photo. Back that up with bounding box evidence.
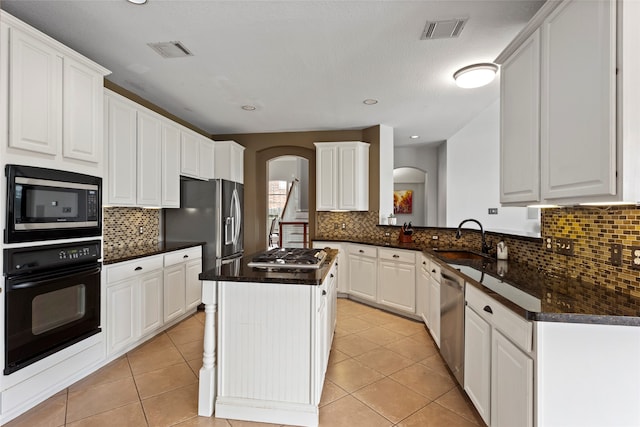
[453,63,498,88]
[410,135,419,139]
[363,99,378,105]
[127,0,147,4]
[241,105,256,111]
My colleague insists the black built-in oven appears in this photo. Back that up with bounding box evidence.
[3,240,101,375]
[5,164,101,243]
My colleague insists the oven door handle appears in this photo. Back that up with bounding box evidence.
[7,265,101,290]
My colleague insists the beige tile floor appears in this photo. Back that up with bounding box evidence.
[4,298,484,427]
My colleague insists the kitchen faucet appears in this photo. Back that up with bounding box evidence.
[456,218,491,254]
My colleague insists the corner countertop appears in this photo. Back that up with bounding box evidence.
[199,249,338,286]
[314,237,640,326]
[103,241,204,265]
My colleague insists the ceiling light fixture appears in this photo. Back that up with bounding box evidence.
[453,63,498,89]
[410,135,419,139]
[241,105,256,111]
[127,0,147,4]
[363,99,378,105]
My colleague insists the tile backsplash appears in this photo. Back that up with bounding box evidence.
[103,207,160,250]
[317,206,640,298]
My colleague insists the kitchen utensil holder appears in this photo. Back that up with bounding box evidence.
[399,234,413,243]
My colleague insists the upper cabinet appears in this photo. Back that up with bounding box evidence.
[498,0,640,206]
[315,141,369,211]
[0,11,110,175]
[214,140,245,183]
[180,128,215,181]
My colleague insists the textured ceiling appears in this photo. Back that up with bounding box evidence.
[1,0,543,146]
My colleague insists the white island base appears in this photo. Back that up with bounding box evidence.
[198,263,337,427]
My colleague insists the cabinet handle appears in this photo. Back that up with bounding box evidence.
[393,254,400,258]
[330,274,334,278]
[359,249,364,253]
[423,261,426,265]
[483,305,493,314]
[183,255,189,259]
[322,290,327,296]
[431,269,436,273]
[134,266,143,271]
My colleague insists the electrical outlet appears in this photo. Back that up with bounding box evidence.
[555,238,574,256]
[488,208,498,215]
[341,223,346,230]
[631,246,640,270]
[139,226,144,235]
[610,243,622,266]
[334,223,339,229]
[544,237,553,252]
[432,235,439,240]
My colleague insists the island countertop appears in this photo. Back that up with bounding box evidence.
[199,249,338,285]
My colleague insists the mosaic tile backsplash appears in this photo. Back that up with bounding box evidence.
[103,207,160,250]
[317,206,640,298]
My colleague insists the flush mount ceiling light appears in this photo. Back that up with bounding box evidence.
[127,0,147,4]
[363,99,378,105]
[241,105,256,111]
[453,63,498,89]
[410,135,419,139]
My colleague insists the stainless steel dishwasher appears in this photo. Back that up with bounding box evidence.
[440,270,465,386]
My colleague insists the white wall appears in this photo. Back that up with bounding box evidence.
[379,124,394,223]
[394,145,440,226]
[446,99,540,236]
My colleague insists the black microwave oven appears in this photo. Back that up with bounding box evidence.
[5,165,102,243]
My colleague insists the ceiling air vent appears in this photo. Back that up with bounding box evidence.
[420,18,467,40]
[147,41,193,58]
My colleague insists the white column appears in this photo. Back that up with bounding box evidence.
[198,280,217,416]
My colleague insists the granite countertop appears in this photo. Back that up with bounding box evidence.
[103,241,204,265]
[199,249,338,286]
[315,237,640,326]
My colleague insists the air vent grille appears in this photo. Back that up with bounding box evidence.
[147,41,193,58]
[421,18,467,40]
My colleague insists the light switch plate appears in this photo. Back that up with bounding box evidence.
[556,238,574,256]
[610,243,622,266]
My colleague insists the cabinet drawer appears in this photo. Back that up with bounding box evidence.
[378,247,416,264]
[106,255,163,284]
[348,244,376,258]
[466,284,532,353]
[164,246,202,267]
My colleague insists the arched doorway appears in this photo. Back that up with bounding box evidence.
[393,166,429,226]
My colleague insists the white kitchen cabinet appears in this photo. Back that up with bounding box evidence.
[416,255,430,326]
[181,129,215,180]
[427,273,440,348]
[377,248,416,314]
[106,278,138,356]
[214,140,245,183]
[140,272,164,336]
[464,305,492,425]
[500,29,540,205]
[164,264,187,323]
[464,283,533,427]
[185,259,203,311]
[163,246,203,322]
[105,92,137,205]
[315,141,369,211]
[1,12,109,173]
[161,122,181,207]
[313,242,348,294]
[347,244,377,302]
[136,109,162,207]
[540,0,616,201]
[491,330,534,427]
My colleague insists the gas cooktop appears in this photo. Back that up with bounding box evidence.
[248,248,327,270]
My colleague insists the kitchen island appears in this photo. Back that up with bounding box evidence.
[197,249,338,427]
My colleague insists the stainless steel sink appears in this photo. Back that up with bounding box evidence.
[433,249,493,261]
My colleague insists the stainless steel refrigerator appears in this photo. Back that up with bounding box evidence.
[164,178,243,271]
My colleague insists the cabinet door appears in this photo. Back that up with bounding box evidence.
[106,94,137,205]
[491,331,534,427]
[164,264,186,323]
[106,279,138,355]
[230,142,244,183]
[348,254,377,302]
[8,27,61,155]
[162,122,181,207]
[500,30,540,205]
[180,130,200,178]
[428,276,440,347]
[199,139,215,180]
[417,260,429,326]
[62,57,103,163]
[316,144,338,210]
[464,306,492,426]
[185,259,202,311]
[378,260,415,313]
[140,272,163,336]
[540,0,616,200]
[338,143,368,210]
[136,109,162,206]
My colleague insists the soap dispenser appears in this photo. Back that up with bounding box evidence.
[497,240,508,260]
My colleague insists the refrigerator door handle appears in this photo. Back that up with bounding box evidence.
[231,188,242,244]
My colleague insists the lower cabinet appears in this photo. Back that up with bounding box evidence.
[464,284,533,427]
[416,255,430,326]
[347,244,377,302]
[377,248,416,313]
[427,274,441,347]
[104,246,203,358]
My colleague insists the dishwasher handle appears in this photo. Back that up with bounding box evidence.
[441,272,463,290]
